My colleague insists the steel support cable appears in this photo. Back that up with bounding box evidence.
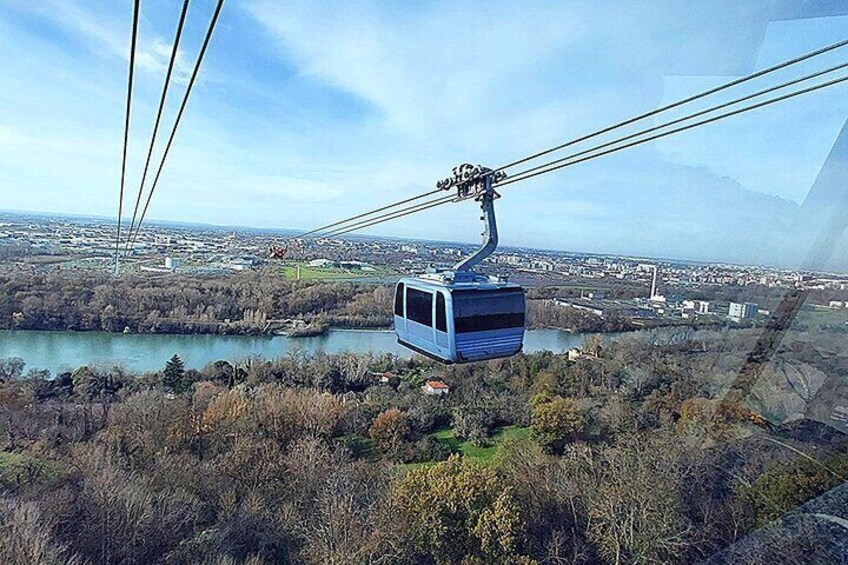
[124,0,192,256]
[492,38,848,175]
[295,187,444,239]
[127,0,225,251]
[296,40,848,242]
[498,73,848,188]
[499,62,848,186]
[320,194,456,239]
[114,0,141,274]
[322,75,848,239]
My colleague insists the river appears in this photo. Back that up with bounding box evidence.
[0,328,595,374]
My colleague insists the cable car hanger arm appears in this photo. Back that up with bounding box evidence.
[434,164,505,272]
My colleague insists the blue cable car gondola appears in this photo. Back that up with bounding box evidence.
[394,272,525,363]
[394,165,526,363]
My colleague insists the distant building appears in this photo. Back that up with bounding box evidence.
[567,348,582,361]
[829,300,845,308]
[306,258,374,271]
[555,298,604,317]
[650,265,659,298]
[682,299,710,314]
[226,256,261,271]
[532,260,554,271]
[729,302,758,321]
[164,257,180,270]
[139,265,172,274]
[422,380,450,396]
[368,371,395,384]
[340,260,375,271]
[581,290,605,300]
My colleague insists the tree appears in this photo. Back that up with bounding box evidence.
[739,453,848,525]
[0,498,82,564]
[587,435,691,564]
[452,403,496,447]
[162,355,188,394]
[582,334,602,357]
[531,396,585,453]
[209,360,236,387]
[0,357,25,381]
[393,455,533,564]
[370,408,409,460]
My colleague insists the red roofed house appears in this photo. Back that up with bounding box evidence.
[422,380,450,396]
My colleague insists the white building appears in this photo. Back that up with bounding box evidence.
[729,302,758,321]
[532,260,555,272]
[682,300,710,314]
[164,257,181,270]
[422,380,450,396]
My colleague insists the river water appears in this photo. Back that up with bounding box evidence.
[0,329,592,374]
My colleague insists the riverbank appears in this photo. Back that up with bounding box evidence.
[0,328,602,374]
[5,318,636,339]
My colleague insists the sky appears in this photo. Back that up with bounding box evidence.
[1,0,848,269]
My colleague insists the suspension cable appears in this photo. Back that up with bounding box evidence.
[295,188,444,239]
[500,62,848,185]
[124,0,191,256]
[289,39,848,242]
[114,0,140,275]
[492,37,848,174]
[499,73,848,187]
[321,195,456,239]
[318,74,848,240]
[127,0,225,253]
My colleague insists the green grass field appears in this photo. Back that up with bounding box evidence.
[797,306,848,327]
[429,425,531,462]
[0,451,65,488]
[280,261,386,281]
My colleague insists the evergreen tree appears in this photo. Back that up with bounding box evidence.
[162,354,188,394]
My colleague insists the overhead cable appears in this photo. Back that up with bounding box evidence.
[295,188,444,239]
[321,195,456,239]
[320,73,848,238]
[292,39,848,241]
[124,0,192,255]
[499,73,848,187]
[500,62,848,185]
[492,37,848,174]
[114,0,141,275]
[128,0,225,252]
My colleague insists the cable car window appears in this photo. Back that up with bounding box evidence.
[435,292,447,332]
[453,289,525,333]
[394,283,405,316]
[406,287,433,326]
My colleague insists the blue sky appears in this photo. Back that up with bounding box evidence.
[1,1,848,268]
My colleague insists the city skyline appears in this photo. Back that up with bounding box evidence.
[6,208,848,279]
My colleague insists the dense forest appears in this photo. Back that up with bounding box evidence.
[0,268,638,335]
[2,323,846,564]
[0,268,395,334]
[5,267,844,337]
